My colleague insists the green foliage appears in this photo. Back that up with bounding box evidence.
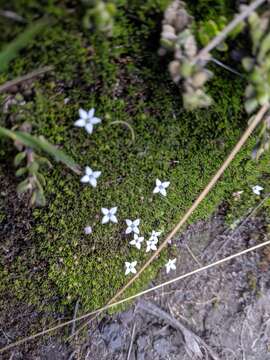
[0,126,80,174]
[82,0,116,36]
[0,125,79,206]
[0,19,47,73]
[198,16,244,50]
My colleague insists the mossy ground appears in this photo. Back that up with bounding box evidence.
[1,0,270,327]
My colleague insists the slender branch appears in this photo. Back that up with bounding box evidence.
[193,0,267,64]
[126,320,137,360]
[0,66,54,93]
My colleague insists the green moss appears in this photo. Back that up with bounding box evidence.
[1,0,270,321]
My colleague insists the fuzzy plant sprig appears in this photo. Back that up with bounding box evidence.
[81,0,116,37]
[241,8,270,159]
[159,0,213,110]
[159,0,266,111]
[0,123,80,206]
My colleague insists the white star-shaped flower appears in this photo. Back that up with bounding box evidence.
[153,179,170,196]
[125,219,140,234]
[165,258,176,273]
[74,108,101,134]
[149,230,161,242]
[125,261,137,275]
[81,166,101,187]
[146,239,158,252]
[84,226,92,235]
[252,185,263,195]
[101,207,118,224]
[129,234,144,250]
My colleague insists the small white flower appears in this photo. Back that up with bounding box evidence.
[149,230,161,242]
[165,258,176,273]
[81,166,101,187]
[153,179,170,196]
[84,226,92,235]
[125,261,137,275]
[252,185,263,195]
[130,234,144,250]
[146,239,158,252]
[125,219,140,234]
[74,108,101,134]
[101,207,118,224]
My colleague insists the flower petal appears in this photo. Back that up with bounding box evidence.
[110,207,117,214]
[102,215,110,224]
[85,123,93,134]
[134,227,140,234]
[74,119,86,127]
[88,108,95,118]
[80,175,90,183]
[110,215,118,223]
[153,186,160,194]
[156,178,161,186]
[126,219,132,226]
[85,166,93,176]
[160,188,167,196]
[89,177,97,188]
[131,267,137,274]
[126,227,132,234]
[163,181,170,188]
[93,171,101,179]
[91,117,101,124]
[101,208,109,215]
[79,108,88,119]
[134,219,140,226]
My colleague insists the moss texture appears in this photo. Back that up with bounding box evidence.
[1,0,270,320]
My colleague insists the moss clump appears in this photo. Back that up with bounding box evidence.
[1,0,270,321]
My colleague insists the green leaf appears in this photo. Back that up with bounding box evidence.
[15,167,28,177]
[28,161,39,175]
[36,172,46,187]
[245,98,258,114]
[0,126,17,140]
[17,179,30,193]
[14,152,26,167]
[36,156,52,168]
[35,189,46,207]
[0,19,48,73]
[242,57,254,72]
[258,32,270,63]
[18,133,81,174]
[0,126,81,174]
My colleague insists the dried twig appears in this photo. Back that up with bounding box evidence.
[0,66,54,93]
[137,299,220,360]
[0,10,25,23]
[126,320,137,360]
[71,299,79,337]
